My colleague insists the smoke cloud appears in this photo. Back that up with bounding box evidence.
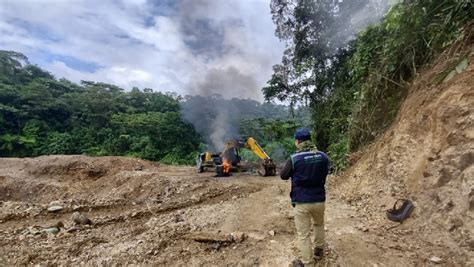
[190,66,260,100]
[181,96,249,151]
[172,0,283,150]
[327,0,392,50]
[209,111,230,151]
[168,0,282,101]
[180,95,292,151]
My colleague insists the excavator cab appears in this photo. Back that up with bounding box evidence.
[196,152,222,173]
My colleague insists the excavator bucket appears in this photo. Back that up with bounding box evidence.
[257,159,276,177]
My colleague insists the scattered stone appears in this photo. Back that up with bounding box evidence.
[174,214,184,223]
[71,212,92,225]
[188,231,234,244]
[47,205,64,212]
[44,227,60,234]
[429,256,443,264]
[231,232,246,243]
[134,165,144,171]
[268,230,275,236]
[49,200,63,206]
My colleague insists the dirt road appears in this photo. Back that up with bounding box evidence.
[0,155,439,266]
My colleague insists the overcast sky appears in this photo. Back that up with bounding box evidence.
[0,0,284,100]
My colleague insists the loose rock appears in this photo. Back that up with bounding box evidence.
[71,211,92,225]
[47,205,64,212]
[429,256,443,264]
[44,227,60,234]
[231,232,246,243]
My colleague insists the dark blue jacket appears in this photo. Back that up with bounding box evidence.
[280,150,329,203]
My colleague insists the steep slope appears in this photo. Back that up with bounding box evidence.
[334,26,473,265]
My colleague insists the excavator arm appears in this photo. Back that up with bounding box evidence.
[245,137,270,160]
[244,137,276,176]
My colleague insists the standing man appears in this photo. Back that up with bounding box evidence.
[280,128,330,267]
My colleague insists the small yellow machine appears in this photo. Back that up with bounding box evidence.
[196,137,276,177]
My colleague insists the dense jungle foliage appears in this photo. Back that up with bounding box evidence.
[264,0,473,171]
[0,50,201,164]
[238,114,310,163]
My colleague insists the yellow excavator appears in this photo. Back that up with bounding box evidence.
[196,137,276,177]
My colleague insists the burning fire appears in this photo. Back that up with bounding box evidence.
[223,159,231,175]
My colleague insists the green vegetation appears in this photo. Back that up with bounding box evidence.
[239,118,303,163]
[264,0,473,171]
[0,51,201,164]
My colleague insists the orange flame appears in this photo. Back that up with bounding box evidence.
[223,159,231,175]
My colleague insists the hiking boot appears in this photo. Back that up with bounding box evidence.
[314,247,324,259]
[290,259,304,267]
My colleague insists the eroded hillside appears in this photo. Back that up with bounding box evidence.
[335,26,473,265]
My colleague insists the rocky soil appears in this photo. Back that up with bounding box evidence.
[0,154,462,266]
[334,24,474,266]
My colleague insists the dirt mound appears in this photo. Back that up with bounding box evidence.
[0,155,283,265]
[3,150,470,265]
[18,155,156,179]
[0,155,157,202]
[3,152,420,266]
[334,26,473,265]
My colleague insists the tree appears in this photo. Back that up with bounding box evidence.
[0,50,202,164]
